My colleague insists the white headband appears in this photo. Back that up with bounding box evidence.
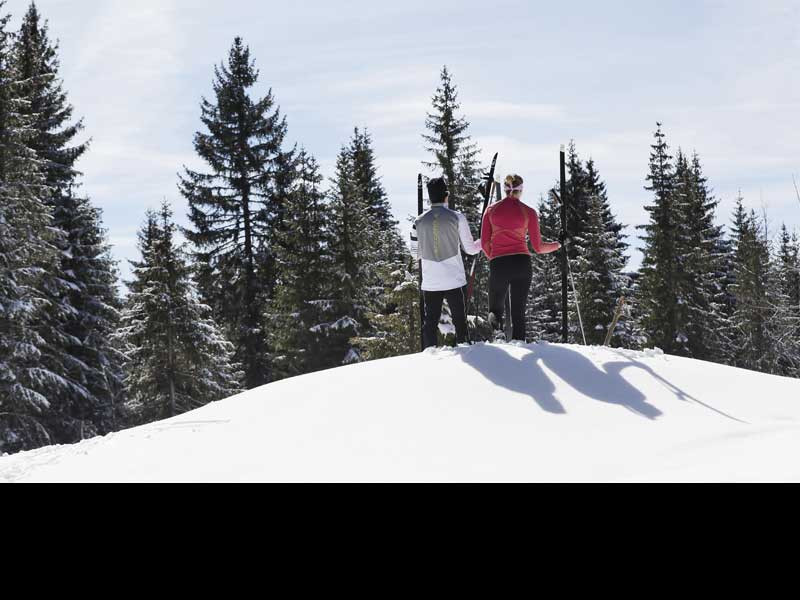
[504,184,524,192]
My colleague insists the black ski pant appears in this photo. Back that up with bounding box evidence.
[423,288,468,349]
[489,254,533,341]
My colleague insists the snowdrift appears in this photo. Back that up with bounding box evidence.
[2,342,800,482]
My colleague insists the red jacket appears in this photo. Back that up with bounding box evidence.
[481,196,560,260]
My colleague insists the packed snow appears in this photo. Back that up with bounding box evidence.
[2,342,800,482]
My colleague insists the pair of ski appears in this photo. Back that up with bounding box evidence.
[464,153,514,342]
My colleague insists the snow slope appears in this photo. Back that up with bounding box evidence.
[2,342,800,482]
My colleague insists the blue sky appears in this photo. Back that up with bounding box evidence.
[9,0,800,283]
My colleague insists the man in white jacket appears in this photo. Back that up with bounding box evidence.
[411,177,482,349]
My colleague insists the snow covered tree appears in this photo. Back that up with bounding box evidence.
[526,195,563,343]
[423,66,483,224]
[776,225,800,373]
[267,149,338,379]
[180,37,293,388]
[318,142,379,366]
[116,205,242,426]
[573,193,627,345]
[671,151,731,362]
[0,3,58,453]
[352,260,421,361]
[637,124,684,354]
[727,201,797,376]
[350,128,402,242]
[422,67,490,320]
[13,2,123,443]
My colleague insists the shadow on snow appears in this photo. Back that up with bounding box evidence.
[458,343,745,423]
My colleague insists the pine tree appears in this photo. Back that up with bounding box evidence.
[13,3,123,443]
[422,67,489,319]
[0,4,58,453]
[573,194,627,345]
[352,259,421,361]
[422,66,483,224]
[637,123,682,354]
[565,141,590,257]
[727,201,796,375]
[180,37,292,388]
[566,149,629,346]
[775,224,800,374]
[526,195,563,342]
[268,149,337,379]
[320,143,379,366]
[116,205,242,426]
[673,151,730,362]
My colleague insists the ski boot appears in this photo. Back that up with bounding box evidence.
[488,312,506,343]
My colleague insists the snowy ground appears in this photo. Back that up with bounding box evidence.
[2,342,800,482]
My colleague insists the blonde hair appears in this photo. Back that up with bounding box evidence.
[504,174,524,197]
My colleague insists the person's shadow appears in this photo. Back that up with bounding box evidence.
[459,344,662,419]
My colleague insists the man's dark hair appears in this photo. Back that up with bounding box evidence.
[427,177,449,204]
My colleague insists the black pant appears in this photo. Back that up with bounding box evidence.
[423,288,468,349]
[489,254,533,341]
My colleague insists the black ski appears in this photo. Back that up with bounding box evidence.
[465,152,499,305]
[416,174,425,351]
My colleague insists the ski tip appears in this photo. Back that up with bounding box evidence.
[560,144,565,153]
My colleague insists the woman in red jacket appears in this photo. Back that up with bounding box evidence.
[480,174,561,341]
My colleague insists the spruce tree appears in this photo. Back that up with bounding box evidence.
[566,149,629,346]
[116,205,242,426]
[673,152,730,362]
[352,259,421,361]
[0,4,58,452]
[526,195,563,342]
[637,123,682,354]
[422,67,489,319]
[573,194,627,345]
[727,201,796,375]
[180,37,292,388]
[12,3,123,443]
[422,66,483,224]
[268,149,336,379]
[321,143,379,365]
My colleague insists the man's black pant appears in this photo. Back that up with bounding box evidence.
[489,254,533,341]
[423,288,468,349]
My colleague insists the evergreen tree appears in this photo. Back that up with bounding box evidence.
[180,37,293,388]
[422,67,489,319]
[116,205,242,426]
[564,141,590,257]
[777,225,800,323]
[573,194,627,345]
[422,66,483,224]
[637,123,683,354]
[320,143,379,365]
[727,201,796,375]
[13,3,123,443]
[526,195,563,342]
[673,152,730,362]
[352,259,421,361]
[0,4,58,452]
[565,149,629,346]
[268,149,337,379]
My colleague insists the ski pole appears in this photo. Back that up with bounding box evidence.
[563,238,587,345]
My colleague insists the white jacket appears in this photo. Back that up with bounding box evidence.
[411,204,481,292]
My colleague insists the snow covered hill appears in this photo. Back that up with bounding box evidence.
[2,342,800,482]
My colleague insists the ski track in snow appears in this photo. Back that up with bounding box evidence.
[2,342,800,482]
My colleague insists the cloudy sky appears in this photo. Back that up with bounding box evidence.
[8,0,800,283]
